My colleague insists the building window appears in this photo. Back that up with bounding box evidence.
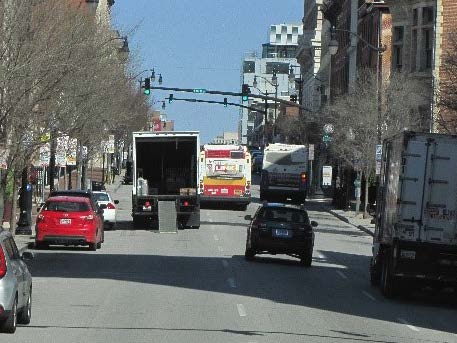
[393,27,404,71]
[413,8,418,26]
[243,61,255,73]
[423,7,434,24]
[266,62,289,74]
[276,34,281,43]
[423,28,433,69]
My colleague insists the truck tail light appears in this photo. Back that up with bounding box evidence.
[300,173,307,183]
[107,203,115,209]
[0,246,7,278]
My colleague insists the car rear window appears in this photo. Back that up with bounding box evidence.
[44,201,90,212]
[94,193,110,202]
[258,208,309,224]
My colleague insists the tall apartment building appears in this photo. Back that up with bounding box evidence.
[239,23,303,146]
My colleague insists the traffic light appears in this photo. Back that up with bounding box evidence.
[241,84,250,102]
[144,77,151,95]
[223,98,228,107]
[168,94,173,103]
[290,94,297,103]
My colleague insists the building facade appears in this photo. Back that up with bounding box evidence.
[239,23,303,146]
[212,132,239,145]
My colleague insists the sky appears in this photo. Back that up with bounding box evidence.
[112,0,303,143]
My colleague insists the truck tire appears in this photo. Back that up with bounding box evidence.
[380,251,397,298]
[370,258,381,286]
[260,190,268,202]
[133,216,143,229]
[245,248,256,261]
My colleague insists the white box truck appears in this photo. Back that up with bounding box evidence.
[260,143,309,203]
[371,131,457,297]
[131,131,200,230]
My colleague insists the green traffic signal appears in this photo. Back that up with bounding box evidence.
[144,89,150,95]
[242,95,249,102]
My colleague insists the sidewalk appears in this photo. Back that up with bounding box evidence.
[310,197,375,236]
[328,208,375,236]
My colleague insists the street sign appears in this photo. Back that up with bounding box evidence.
[322,134,332,143]
[193,89,206,94]
[322,166,332,186]
[66,138,77,165]
[376,160,382,175]
[375,144,382,161]
[39,144,50,167]
[308,144,315,161]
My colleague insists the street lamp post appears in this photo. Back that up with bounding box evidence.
[253,72,279,141]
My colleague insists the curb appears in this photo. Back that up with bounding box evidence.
[328,209,374,237]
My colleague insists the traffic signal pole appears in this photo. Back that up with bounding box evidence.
[164,96,267,114]
[148,85,310,112]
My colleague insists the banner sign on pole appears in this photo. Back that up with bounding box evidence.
[308,144,315,161]
[322,166,332,186]
[66,138,77,166]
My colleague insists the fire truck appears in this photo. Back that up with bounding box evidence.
[199,145,251,210]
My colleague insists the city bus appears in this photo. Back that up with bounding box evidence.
[199,144,251,210]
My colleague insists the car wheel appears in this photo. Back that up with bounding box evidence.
[300,250,313,267]
[96,241,102,249]
[1,296,17,333]
[89,242,97,251]
[18,288,32,325]
[244,248,256,261]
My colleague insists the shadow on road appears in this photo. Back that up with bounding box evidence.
[27,247,457,337]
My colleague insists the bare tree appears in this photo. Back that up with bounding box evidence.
[326,68,426,216]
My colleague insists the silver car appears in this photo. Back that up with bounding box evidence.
[0,230,33,334]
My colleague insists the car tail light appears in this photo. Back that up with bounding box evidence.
[300,172,307,183]
[0,246,7,278]
[85,214,95,221]
[107,203,115,209]
[0,305,3,315]
[145,201,151,208]
[183,201,190,207]
[143,201,152,211]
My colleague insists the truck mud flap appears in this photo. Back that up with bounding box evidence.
[158,201,178,233]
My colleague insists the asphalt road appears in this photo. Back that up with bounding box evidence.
[4,181,457,342]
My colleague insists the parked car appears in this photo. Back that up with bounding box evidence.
[93,191,119,230]
[35,196,104,251]
[48,189,101,212]
[244,203,317,266]
[251,154,263,174]
[0,230,33,334]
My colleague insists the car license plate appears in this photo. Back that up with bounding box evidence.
[274,229,289,237]
[60,219,71,225]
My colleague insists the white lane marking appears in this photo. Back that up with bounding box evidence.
[237,304,247,317]
[222,260,229,268]
[208,218,213,223]
[227,277,237,288]
[397,318,420,332]
[362,291,376,301]
[217,246,224,252]
[336,270,348,280]
[213,234,220,241]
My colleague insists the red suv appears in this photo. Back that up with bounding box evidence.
[35,196,104,251]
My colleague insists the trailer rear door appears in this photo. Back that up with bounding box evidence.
[421,139,457,245]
